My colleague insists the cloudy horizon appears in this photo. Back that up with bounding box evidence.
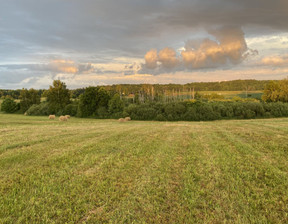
[1,0,288,89]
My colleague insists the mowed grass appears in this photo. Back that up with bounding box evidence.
[1,115,288,223]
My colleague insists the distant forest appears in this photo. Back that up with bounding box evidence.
[0,79,275,99]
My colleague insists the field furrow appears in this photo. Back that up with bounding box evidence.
[0,114,288,223]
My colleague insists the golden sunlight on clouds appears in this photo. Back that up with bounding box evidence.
[49,60,79,74]
[158,47,179,68]
[261,55,288,66]
[124,74,153,78]
[143,27,256,71]
[31,64,288,89]
[144,49,158,69]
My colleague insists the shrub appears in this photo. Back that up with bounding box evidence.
[26,102,49,116]
[197,103,220,120]
[164,102,186,121]
[111,112,124,119]
[243,109,256,119]
[63,103,78,116]
[108,93,124,114]
[263,102,288,117]
[96,106,109,118]
[232,102,245,118]
[127,103,157,120]
[124,104,138,115]
[121,100,288,121]
[183,107,199,121]
[155,114,166,121]
[1,98,19,113]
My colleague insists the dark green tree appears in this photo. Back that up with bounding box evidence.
[20,88,41,112]
[108,93,124,114]
[47,80,71,113]
[77,87,110,117]
[1,98,19,113]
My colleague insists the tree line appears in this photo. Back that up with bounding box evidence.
[0,79,275,100]
[1,79,288,121]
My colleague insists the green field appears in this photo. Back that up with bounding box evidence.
[1,114,288,223]
[196,91,263,100]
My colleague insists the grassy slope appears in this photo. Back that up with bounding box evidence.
[0,114,288,223]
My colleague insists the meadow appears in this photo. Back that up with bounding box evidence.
[198,90,263,99]
[0,114,288,223]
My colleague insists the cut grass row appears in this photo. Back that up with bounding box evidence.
[0,114,288,223]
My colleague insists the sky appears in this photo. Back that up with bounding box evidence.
[0,0,288,89]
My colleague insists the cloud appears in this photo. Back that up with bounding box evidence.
[1,0,288,88]
[156,0,288,32]
[123,63,141,76]
[3,60,97,75]
[47,60,78,73]
[2,0,288,62]
[261,55,288,66]
[158,47,180,68]
[144,49,158,69]
[141,27,257,72]
[78,63,94,74]
[182,27,255,69]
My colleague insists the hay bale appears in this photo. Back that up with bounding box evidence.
[59,115,68,121]
[124,117,131,121]
[118,118,125,122]
[65,115,71,119]
[49,115,55,120]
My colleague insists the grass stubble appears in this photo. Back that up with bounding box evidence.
[0,114,288,223]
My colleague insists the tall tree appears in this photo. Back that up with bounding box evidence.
[20,88,41,112]
[47,80,70,113]
[262,80,282,102]
[262,79,288,102]
[1,98,19,113]
[77,87,110,117]
[278,79,288,102]
[108,93,124,114]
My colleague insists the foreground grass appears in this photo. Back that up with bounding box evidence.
[0,114,288,223]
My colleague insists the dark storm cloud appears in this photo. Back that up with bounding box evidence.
[155,0,288,31]
[1,0,287,58]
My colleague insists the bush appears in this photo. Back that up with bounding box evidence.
[197,103,220,120]
[264,102,288,117]
[232,102,245,118]
[108,93,124,114]
[1,98,19,113]
[183,107,199,121]
[164,102,186,121]
[155,114,166,121]
[126,103,157,120]
[243,109,256,119]
[63,103,78,116]
[110,112,124,119]
[26,102,49,116]
[96,106,109,118]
